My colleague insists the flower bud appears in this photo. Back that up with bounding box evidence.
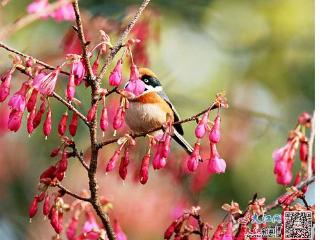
[109,59,122,87]
[8,110,23,132]
[106,150,121,172]
[113,107,125,130]
[43,110,52,138]
[119,148,130,180]
[67,216,78,240]
[69,111,78,137]
[207,144,226,174]
[58,112,68,136]
[187,143,201,172]
[26,89,38,112]
[27,108,36,135]
[209,115,221,144]
[195,111,209,139]
[58,152,68,172]
[43,195,51,216]
[164,221,176,240]
[87,103,97,122]
[66,74,76,100]
[29,196,39,220]
[100,106,108,132]
[140,154,150,184]
[299,141,308,162]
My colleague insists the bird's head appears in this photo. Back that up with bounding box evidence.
[124,67,163,96]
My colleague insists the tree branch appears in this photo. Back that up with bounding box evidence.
[56,183,91,202]
[96,0,151,83]
[264,176,315,212]
[98,100,226,149]
[72,0,95,81]
[0,41,71,77]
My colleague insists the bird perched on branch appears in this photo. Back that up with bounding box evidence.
[124,68,194,155]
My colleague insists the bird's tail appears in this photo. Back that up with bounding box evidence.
[172,129,194,155]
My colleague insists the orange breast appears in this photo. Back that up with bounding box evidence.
[131,92,174,119]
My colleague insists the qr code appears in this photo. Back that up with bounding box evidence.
[284,211,312,239]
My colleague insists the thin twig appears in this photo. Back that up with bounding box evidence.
[72,0,95,81]
[0,42,71,77]
[68,143,90,171]
[0,0,73,40]
[98,100,225,148]
[96,0,151,83]
[56,183,91,202]
[307,113,315,178]
[264,176,315,212]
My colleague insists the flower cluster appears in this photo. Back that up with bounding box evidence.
[272,112,314,185]
[27,0,76,22]
[187,94,228,175]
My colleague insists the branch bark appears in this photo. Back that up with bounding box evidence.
[264,176,315,212]
[96,0,151,83]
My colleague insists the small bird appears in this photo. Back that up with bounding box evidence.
[124,68,194,155]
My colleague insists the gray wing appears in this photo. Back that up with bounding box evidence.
[158,90,184,135]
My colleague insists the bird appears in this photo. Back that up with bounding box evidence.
[124,67,194,155]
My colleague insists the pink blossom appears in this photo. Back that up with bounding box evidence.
[211,224,223,240]
[0,70,12,102]
[27,0,49,18]
[8,110,23,132]
[195,111,209,138]
[119,148,130,180]
[43,110,52,137]
[26,89,38,112]
[82,211,100,239]
[34,68,60,96]
[51,1,75,22]
[66,216,78,240]
[27,108,36,135]
[140,154,150,184]
[109,59,123,87]
[207,144,226,174]
[8,83,29,112]
[221,222,233,240]
[106,150,121,172]
[113,106,125,130]
[71,59,86,85]
[66,74,75,100]
[29,196,39,220]
[187,142,201,172]
[87,103,97,122]
[69,111,78,136]
[42,195,51,216]
[209,115,221,143]
[58,112,68,136]
[100,106,108,132]
[125,64,145,96]
[114,220,127,240]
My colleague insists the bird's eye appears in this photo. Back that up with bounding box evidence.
[144,79,149,83]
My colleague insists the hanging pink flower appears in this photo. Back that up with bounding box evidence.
[34,68,61,96]
[207,144,226,174]
[8,82,29,112]
[209,115,221,143]
[195,111,209,139]
[0,70,12,102]
[100,106,108,133]
[71,59,86,85]
[66,74,75,100]
[187,142,201,172]
[125,64,145,96]
[8,109,23,132]
[26,89,38,112]
[140,154,150,184]
[109,59,122,87]
[50,1,75,22]
[114,219,127,240]
[43,109,52,138]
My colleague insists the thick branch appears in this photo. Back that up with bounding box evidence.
[98,100,225,148]
[96,0,151,83]
[264,176,315,212]
[72,0,95,80]
[56,183,91,202]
